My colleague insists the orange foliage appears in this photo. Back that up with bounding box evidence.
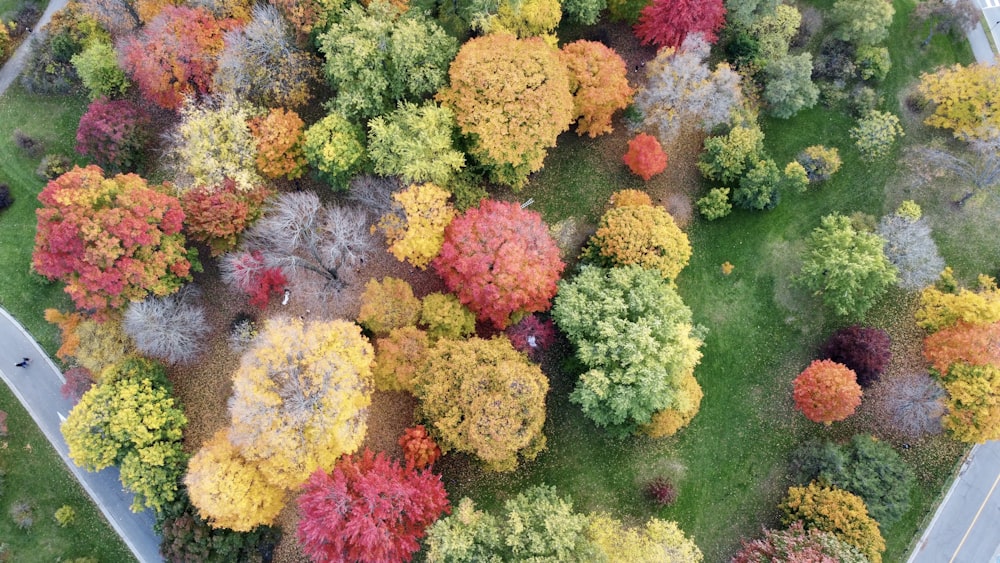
[623,133,668,181]
[45,309,83,361]
[560,40,634,138]
[249,108,307,180]
[924,321,1000,377]
[398,425,441,469]
[792,360,862,424]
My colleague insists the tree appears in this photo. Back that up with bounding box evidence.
[470,0,562,41]
[941,362,1000,443]
[640,370,703,438]
[586,513,704,563]
[796,145,842,183]
[915,271,1000,332]
[822,326,892,388]
[240,192,374,292]
[552,265,704,435]
[373,327,429,391]
[830,0,895,47]
[69,315,136,376]
[561,0,605,25]
[635,34,743,140]
[912,138,1000,206]
[424,487,591,561]
[367,103,465,186]
[883,372,946,437]
[302,111,366,190]
[924,321,1000,376]
[436,33,573,189]
[219,250,288,308]
[123,286,210,364]
[158,499,277,562]
[780,482,887,563]
[319,1,458,121]
[432,200,565,329]
[248,108,307,181]
[697,122,766,184]
[399,425,442,469]
[269,0,347,41]
[763,53,819,119]
[413,337,549,472]
[168,97,263,192]
[732,521,869,563]
[855,45,892,81]
[696,187,732,220]
[877,210,945,291]
[75,98,149,174]
[792,360,863,424]
[919,63,1000,141]
[185,428,287,531]
[733,158,782,210]
[560,40,634,138]
[33,166,195,314]
[61,357,187,513]
[850,110,904,160]
[914,0,979,45]
[419,292,476,341]
[633,0,726,49]
[505,314,556,361]
[798,213,897,319]
[584,202,691,282]
[357,277,422,336]
[119,6,236,110]
[71,41,129,100]
[623,133,668,180]
[60,367,94,405]
[296,449,450,563]
[180,179,271,256]
[213,4,318,109]
[227,317,373,490]
[375,183,457,270]
[746,4,802,70]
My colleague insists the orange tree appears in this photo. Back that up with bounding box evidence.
[560,40,633,138]
[792,360,862,424]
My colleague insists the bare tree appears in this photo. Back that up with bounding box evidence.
[883,373,945,438]
[878,214,945,291]
[124,286,210,364]
[81,0,142,35]
[913,138,1000,206]
[241,192,374,292]
[344,174,402,215]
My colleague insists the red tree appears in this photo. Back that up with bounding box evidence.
[633,0,726,49]
[398,425,441,469]
[180,179,271,256]
[623,133,668,180]
[924,321,1000,377]
[33,165,194,314]
[60,367,94,405]
[505,314,556,361]
[733,521,856,563]
[296,449,450,563]
[793,360,863,424]
[821,325,892,388]
[120,6,237,110]
[432,200,565,329]
[219,250,287,308]
[75,98,150,174]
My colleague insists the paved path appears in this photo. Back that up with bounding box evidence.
[0,0,70,95]
[0,308,162,563]
[908,441,1000,563]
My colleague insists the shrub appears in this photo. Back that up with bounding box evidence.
[505,314,556,361]
[399,425,442,469]
[36,154,73,180]
[640,370,703,438]
[644,478,677,506]
[372,327,429,392]
[849,85,883,118]
[54,505,76,527]
[780,482,886,563]
[793,360,862,424]
[9,501,33,530]
[357,277,422,336]
[850,110,904,160]
[821,326,892,388]
[732,521,870,563]
[623,133,667,180]
[12,128,44,158]
[20,33,80,95]
[219,251,288,308]
[697,188,732,220]
[855,45,891,81]
[123,287,211,364]
[227,313,258,351]
[75,98,149,173]
[782,161,810,194]
[0,185,13,211]
[0,23,8,60]
[60,367,94,405]
[796,145,842,183]
[609,189,652,208]
[419,292,476,341]
[733,159,781,210]
[698,123,765,184]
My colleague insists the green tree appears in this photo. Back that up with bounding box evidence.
[696,187,732,220]
[367,102,465,186]
[850,110,904,160]
[697,122,766,184]
[71,41,130,100]
[302,111,366,189]
[553,265,704,435]
[763,53,819,119]
[733,158,782,210]
[318,0,458,121]
[799,214,897,319]
[831,0,895,46]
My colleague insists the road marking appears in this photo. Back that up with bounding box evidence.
[57,411,66,422]
[986,0,1000,9]
[949,468,1000,563]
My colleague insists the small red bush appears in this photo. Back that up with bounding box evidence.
[399,425,442,469]
[505,314,556,361]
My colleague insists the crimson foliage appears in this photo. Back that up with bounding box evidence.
[60,366,94,405]
[505,314,556,361]
[75,98,149,173]
[296,449,450,563]
[633,0,726,49]
[822,326,892,388]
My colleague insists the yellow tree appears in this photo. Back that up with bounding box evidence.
[780,482,886,563]
[942,362,1000,443]
[560,40,634,138]
[586,513,703,563]
[375,183,456,270]
[227,317,373,490]
[357,277,422,335]
[414,337,549,472]
[915,271,1000,332]
[918,63,1000,141]
[585,197,692,283]
[436,33,573,189]
[185,428,286,531]
[641,370,703,438]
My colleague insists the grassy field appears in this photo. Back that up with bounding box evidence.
[0,86,132,561]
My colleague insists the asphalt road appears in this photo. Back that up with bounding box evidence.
[0,308,162,563]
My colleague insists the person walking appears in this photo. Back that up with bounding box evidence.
[14,357,29,368]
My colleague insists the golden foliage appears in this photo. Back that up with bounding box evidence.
[45,308,83,361]
[586,513,704,563]
[916,272,1000,332]
[780,482,886,563]
[941,362,1000,443]
[373,326,429,392]
[641,370,703,438]
[587,204,692,282]
[609,189,652,208]
[357,277,422,335]
[918,63,1000,141]
[376,183,456,270]
[249,108,307,180]
[73,316,137,379]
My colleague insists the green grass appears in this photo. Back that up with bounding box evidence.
[0,86,133,560]
[440,1,979,561]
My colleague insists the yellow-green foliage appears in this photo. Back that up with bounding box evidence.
[302,111,366,189]
[54,505,76,527]
[414,337,548,472]
[357,277,422,335]
[420,292,477,340]
[797,145,842,183]
[780,482,886,563]
[376,183,456,270]
[586,513,704,563]
[641,370,703,438]
[916,271,1000,332]
[895,200,922,221]
[749,4,801,65]
[227,318,373,491]
[72,316,137,379]
[698,123,766,184]
[373,326,429,392]
[587,204,692,282]
[71,41,131,99]
[172,97,263,191]
[942,362,1000,443]
[0,23,9,60]
[185,428,286,531]
[609,189,652,208]
[783,161,809,193]
[477,0,562,43]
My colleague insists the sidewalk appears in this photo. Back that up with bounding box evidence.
[0,0,70,95]
[0,308,162,563]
